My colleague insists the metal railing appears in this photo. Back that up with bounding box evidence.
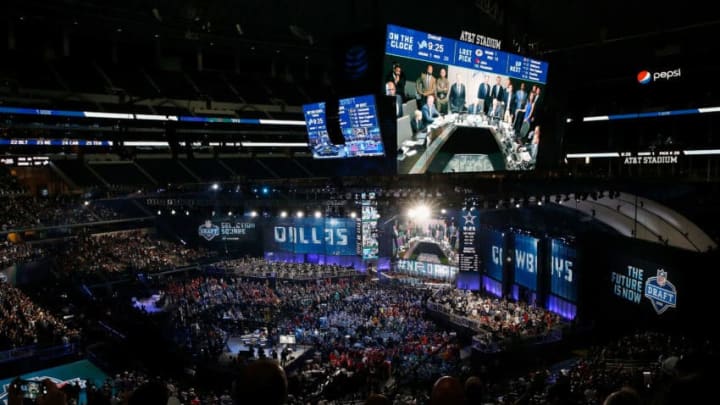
[0,343,78,364]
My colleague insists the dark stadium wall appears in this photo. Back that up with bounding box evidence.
[577,232,718,331]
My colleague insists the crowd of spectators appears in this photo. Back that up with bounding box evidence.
[0,281,79,350]
[0,240,45,268]
[5,261,717,405]
[216,257,361,280]
[56,231,213,275]
[429,288,562,342]
[161,276,279,361]
[145,273,462,402]
[0,195,121,231]
[457,330,718,405]
[83,369,234,405]
[0,165,24,196]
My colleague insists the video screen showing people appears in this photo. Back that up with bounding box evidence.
[391,208,459,267]
[384,25,548,174]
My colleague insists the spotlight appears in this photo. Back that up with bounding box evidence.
[280,211,288,218]
[212,183,219,190]
[408,204,430,220]
[157,210,162,215]
[262,186,269,195]
[250,210,258,218]
[228,211,233,216]
[349,212,357,218]
[83,200,90,206]
[296,211,304,218]
[171,209,176,215]
[185,210,190,216]
[440,208,447,214]
[314,211,322,218]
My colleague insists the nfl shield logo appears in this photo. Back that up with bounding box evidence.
[644,268,677,315]
[198,220,220,241]
[656,269,667,286]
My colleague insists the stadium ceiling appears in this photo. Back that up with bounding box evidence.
[6,0,717,51]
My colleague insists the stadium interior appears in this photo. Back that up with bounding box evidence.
[2,1,720,404]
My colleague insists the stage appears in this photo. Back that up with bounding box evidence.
[131,294,164,313]
[219,335,312,368]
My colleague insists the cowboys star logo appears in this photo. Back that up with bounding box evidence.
[462,209,477,231]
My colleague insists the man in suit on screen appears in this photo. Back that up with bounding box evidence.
[386,62,407,100]
[385,81,403,118]
[477,74,491,114]
[422,94,440,125]
[449,74,466,113]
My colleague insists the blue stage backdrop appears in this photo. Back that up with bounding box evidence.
[263,217,357,256]
[513,234,539,291]
[549,239,578,302]
[479,228,505,282]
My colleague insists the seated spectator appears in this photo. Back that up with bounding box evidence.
[603,387,641,405]
[128,380,169,405]
[366,394,391,405]
[430,376,464,405]
[235,359,288,405]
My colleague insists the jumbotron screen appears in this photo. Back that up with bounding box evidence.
[391,207,459,282]
[302,97,385,159]
[338,95,385,157]
[384,24,549,174]
[302,101,346,159]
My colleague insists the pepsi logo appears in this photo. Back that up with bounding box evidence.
[637,68,681,84]
[637,70,652,85]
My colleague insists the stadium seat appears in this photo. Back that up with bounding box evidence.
[397,115,413,146]
[403,100,417,119]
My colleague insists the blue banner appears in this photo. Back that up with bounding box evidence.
[513,234,539,290]
[385,24,549,84]
[459,207,480,271]
[550,239,577,302]
[264,218,357,256]
[480,228,504,282]
[385,25,454,64]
